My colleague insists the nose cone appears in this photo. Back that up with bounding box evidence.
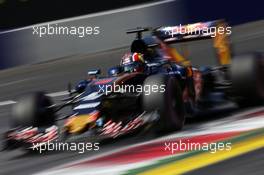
[65,111,99,134]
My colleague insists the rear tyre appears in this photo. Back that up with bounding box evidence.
[142,74,185,134]
[231,53,264,106]
[11,92,56,127]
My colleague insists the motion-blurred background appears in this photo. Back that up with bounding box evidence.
[0,0,263,70]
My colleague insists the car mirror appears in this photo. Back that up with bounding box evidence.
[88,69,101,76]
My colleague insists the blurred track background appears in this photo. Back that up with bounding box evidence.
[0,0,264,175]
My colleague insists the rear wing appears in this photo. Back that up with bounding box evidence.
[126,27,150,39]
[154,20,232,65]
[154,20,231,42]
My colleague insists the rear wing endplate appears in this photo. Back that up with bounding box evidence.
[154,20,232,65]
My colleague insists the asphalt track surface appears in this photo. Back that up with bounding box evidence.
[0,20,263,175]
[186,148,264,175]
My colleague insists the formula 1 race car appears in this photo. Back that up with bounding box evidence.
[2,20,264,151]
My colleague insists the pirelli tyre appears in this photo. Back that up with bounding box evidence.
[11,92,56,127]
[231,53,264,106]
[142,74,185,133]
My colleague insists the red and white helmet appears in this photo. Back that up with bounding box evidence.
[120,52,145,72]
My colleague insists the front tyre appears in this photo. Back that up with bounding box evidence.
[142,74,185,133]
[11,92,56,127]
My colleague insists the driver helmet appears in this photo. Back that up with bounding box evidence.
[120,52,145,73]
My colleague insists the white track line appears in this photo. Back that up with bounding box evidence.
[46,91,70,97]
[0,90,70,106]
[0,100,17,106]
[37,162,153,175]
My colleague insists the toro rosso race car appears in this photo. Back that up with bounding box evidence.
[2,20,264,151]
